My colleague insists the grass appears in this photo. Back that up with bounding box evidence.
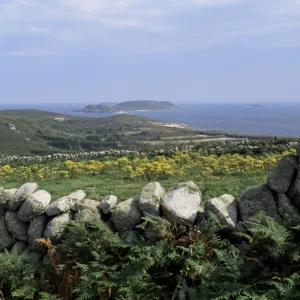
[0,110,232,156]
[1,109,283,156]
[1,173,265,202]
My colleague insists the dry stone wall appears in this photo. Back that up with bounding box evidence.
[1,150,300,262]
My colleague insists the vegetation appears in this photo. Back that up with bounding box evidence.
[1,109,300,299]
[2,109,296,157]
[0,110,248,156]
[0,149,295,200]
[1,211,300,299]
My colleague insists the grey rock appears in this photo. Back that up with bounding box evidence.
[205,194,238,230]
[144,217,171,241]
[99,195,118,214]
[12,241,28,254]
[161,182,201,225]
[194,207,205,230]
[287,172,300,208]
[276,193,300,218]
[20,247,43,262]
[75,199,102,223]
[239,183,279,221]
[111,197,142,231]
[105,219,116,233]
[28,215,49,253]
[0,204,7,217]
[120,230,144,244]
[0,217,14,250]
[197,206,205,221]
[139,182,165,216]
[5,211,29,241]
[229,221,247,243]
[44,211,74,244]
[296,143,300,158]
[267,155,298,193]
[46,190,86,216]
[0,188,17,208]
[8,183,38,211]
[18,190,51,222]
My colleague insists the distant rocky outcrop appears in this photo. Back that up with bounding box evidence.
[1,151,300,262]
[80,100,176,113]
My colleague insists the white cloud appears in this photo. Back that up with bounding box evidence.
[0,48,56,57]
[191,0,249,6]
[0,0,300,55]
[100,18,142,28]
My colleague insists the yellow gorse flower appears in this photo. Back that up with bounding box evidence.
[0,149,295,182]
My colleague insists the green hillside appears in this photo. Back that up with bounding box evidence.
[0,109,231,156]
[80,100,176,112]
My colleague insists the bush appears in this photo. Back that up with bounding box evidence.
[1,212,300,299]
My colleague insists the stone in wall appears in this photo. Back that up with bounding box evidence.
[46,190,86,216]
[111,196,142,232]
[239,183,279,221]
[12,241,28,255]
[8,183,38,211]
[18,190,51,222]
[287,170,300,209]
[0,204,6,217]
[267,155,298,193]
[99,195,118,214]
[75,199,102,223]
[276,193,300,218]
[161,181,201,225]
[205,194,238,230]
[0,188,17,209]
[20,247,43,262]
[120,229,144,244]
[144,217,171,241]
[0,217,14,250]
[139,182,165,216]
[28,215,49,253]
[44,211,74,244]
[5,211,29,241]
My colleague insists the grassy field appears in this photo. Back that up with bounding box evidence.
[0,109,277,156]
[1,171,266,202]
[1,147,283,201]
[0,109,295,203]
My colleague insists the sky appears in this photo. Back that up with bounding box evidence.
[0,0,300,105]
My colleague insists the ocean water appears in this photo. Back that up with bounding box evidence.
[1,103,300,137]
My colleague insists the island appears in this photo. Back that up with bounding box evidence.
[79,100,176,113]
[245,104,270,108]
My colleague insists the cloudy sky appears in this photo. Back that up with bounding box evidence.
[0,0,299,104]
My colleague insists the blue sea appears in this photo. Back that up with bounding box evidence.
[1,103,300,137]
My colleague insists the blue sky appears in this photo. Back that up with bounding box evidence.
[0,0,299,104]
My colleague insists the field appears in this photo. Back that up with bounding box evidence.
[0,109,281,156]
[1,124,299,299]
[1,149,295,201]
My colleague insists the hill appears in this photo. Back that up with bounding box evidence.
[80,100,176,112]
[0,109,241,156]
[81,104,112,112]
[113,100,176,111]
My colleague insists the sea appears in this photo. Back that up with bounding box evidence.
[1,103,300,137]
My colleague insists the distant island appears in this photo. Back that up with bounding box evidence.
[79,100,176,113]
[245,104,270,108]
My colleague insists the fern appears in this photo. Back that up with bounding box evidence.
[243,212,294,258]
[39,293,62,300]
